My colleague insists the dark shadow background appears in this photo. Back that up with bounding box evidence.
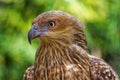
[0,0,120,80]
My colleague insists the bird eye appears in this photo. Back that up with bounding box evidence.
[48,21,55,28]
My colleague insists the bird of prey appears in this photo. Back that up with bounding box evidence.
[23,10,119,80]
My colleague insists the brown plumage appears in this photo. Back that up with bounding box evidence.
[23,11,119,80]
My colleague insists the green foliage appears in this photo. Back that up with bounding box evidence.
[0,0,120,79]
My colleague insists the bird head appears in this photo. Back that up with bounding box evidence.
[28,11,87,50]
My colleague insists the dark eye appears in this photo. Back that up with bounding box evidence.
[48,21,55,28]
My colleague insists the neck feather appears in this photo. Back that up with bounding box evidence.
[34,39,90,69]
[33,39,91,79]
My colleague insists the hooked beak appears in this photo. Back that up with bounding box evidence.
[28,24,47,44]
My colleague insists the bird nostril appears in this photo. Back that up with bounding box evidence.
[33,24,38,30]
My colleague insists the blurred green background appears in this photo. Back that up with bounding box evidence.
[0,0,120,80]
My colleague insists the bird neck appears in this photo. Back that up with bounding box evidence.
[34,39,90,70]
